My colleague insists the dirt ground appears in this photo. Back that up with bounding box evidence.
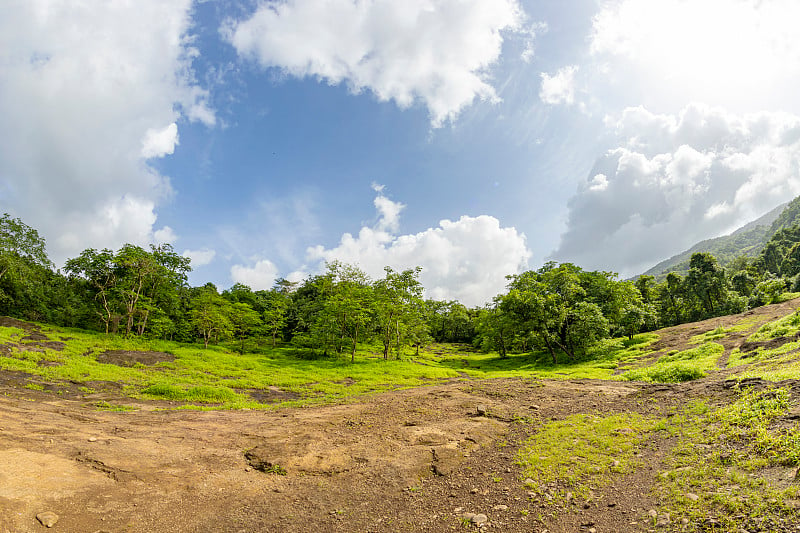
[1,301,800,533]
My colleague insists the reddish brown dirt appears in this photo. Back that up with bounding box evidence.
[1,300,800,533]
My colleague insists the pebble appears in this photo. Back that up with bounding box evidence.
[470,488,479,494]
[648,509,658,518]
[476,405,487,416]
[36,511,59,528]
[680,518,689,525]
[588,529,597,533]
[88,436,97,442]
[685,492,699,502]
[492,505,508,511]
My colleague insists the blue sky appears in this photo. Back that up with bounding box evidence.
[3,0,800,306]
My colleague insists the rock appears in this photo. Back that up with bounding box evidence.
[470,488,479,494]
[492,505,508,511]
[648,509,658,519]
[611,460,621,468]
[588,529,597,533]
[471,514,488,525]
[685,492,699,502]
[523,478,535,486]
[88,436,97,442]
[680,518,690,525]
[476,405,488,416]
[36,511,59,528]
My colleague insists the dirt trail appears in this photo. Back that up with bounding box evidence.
[1,300,799,532]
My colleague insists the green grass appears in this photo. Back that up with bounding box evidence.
[655,388,800,531]
[516,413,657,501]
[748,310,800,342]
[0,322,664,409]
[621,342,723,383]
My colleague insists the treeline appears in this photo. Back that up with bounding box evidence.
[1,212,800,362]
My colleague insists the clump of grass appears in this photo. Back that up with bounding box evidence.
[655,388,800,530]
[749,310,800,342]
[515,413,656,501]
[140,383,239,403]
[621,343,722,383]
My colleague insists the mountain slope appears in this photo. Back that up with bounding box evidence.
[641,201,790,278]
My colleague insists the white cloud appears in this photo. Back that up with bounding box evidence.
[183,248,217,268]
[539,65,578,106]
[0,1,213,265]
[373,193,405,233]
[154,226,178,245]
[306,192,531,306]
[230,259,280,291]
[225,0,528,127]
[141,123,179,159]
[552,103,800,276]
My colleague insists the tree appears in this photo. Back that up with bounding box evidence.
[0,213,52,281]
[229,302,262,354]
[262,289,290,347]
[685,253,727,317]
[64,249,119,333]
[373,267,425,360]
[190,285,232,349]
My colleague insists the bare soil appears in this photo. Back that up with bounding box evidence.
[1,301,800,533]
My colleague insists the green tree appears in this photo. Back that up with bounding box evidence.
[373,266,425,360]
[64,249,119,333]
[190,284,233,349]
[229,302,262,354]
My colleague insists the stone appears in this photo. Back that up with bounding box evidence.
[88,436,97,442]
[476,405,488,416]
[471,514,488,525]
[36,512,59,528]
[470,488,479,494]
[681,518,690,525]
[685,492,699,502]
[648,509,658,518]
[492,505,508,511]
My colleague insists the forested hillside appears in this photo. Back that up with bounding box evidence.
[641,201,788,279]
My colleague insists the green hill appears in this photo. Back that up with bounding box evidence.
[641,198,800,279]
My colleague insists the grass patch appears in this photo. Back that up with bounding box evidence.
[749,310,800,342]
[655,389,800,530]
[621,342,723,383]
[516,413,657,501]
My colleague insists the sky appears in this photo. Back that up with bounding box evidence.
[2,0,800,307]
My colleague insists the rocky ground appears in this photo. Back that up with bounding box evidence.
[1,301,800,533]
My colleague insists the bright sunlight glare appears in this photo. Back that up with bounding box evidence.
[591,0,800,109]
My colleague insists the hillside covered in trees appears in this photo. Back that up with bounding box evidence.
[4,205,800,364]
[642,196,800,279]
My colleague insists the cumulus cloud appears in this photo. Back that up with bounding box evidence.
[183,248,217,268]
[141,123,179,159]
[225,0,529,127]
[552,104,800,276]
[0,1,213,265]
[306,191,531,306]
[230,259,280,291]
[153,226,178,245]
[539,65,578,106]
